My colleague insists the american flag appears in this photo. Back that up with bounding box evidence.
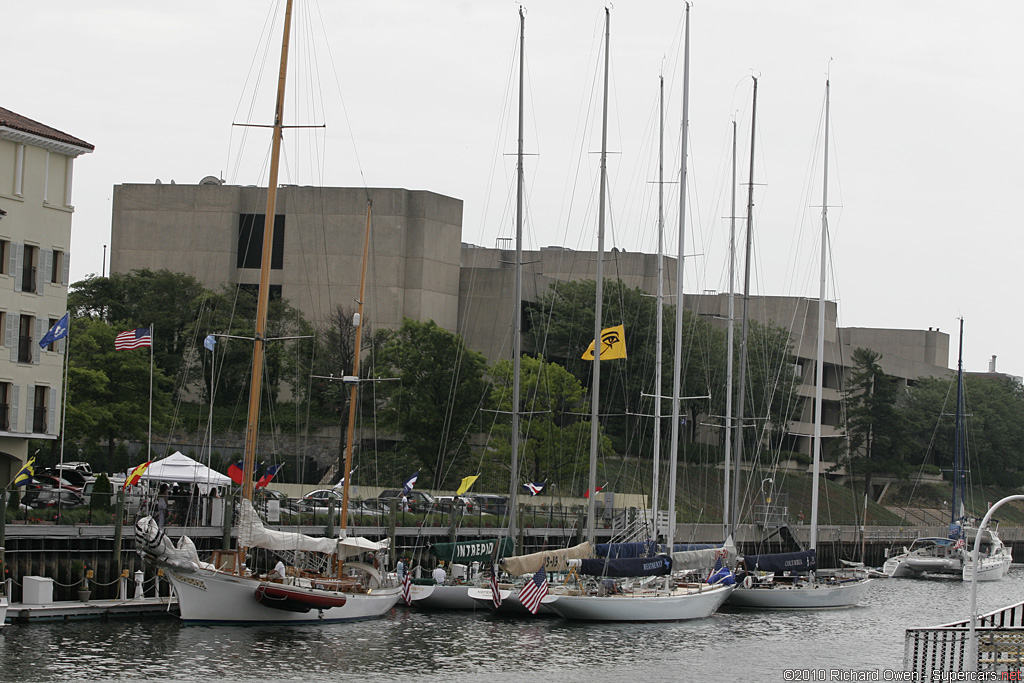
[489,564,502,608]
[954,538,966,551]
[402,570,412,606]
[115,327,152,350]
[518,566,548,615]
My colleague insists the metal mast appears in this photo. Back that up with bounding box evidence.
[810,79,830,551]
[666,3,691,552]
[730,77,757,538]
[508,6,526,543]
[587,8,610,546]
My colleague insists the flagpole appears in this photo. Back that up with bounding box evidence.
[207,337,215,467]
[58,312,70,475]
[148,323,153,459]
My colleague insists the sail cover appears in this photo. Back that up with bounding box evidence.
[741,550,817,573]
[429,538,515,563]
[578,555,671,577]
[501,542,593,576]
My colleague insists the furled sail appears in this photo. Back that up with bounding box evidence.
[237,499,339,555]
[671,538,737,571]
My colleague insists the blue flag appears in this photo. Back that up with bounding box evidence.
[39,313,70,349]
[204,335,216,351]
[402,470,419,495]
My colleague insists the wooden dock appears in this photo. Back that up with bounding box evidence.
[6,596,179,623]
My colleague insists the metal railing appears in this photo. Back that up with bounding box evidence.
[904,599,1024,680]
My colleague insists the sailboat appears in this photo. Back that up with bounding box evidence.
[544,7,735,622]
[727,78,870,609]
[135,0,400,622]
[882,319,1012,582]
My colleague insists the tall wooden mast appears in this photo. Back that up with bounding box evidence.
[339,201,372,532]
[242,0,294,503]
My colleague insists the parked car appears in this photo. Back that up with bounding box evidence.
[81,477,126,506]
[42,467,88,489]
[373,489,436,512]
[291,489,381,516]
[435,495,474,513]
[30,474,82,493]
[466,494,508,515]
[55,461,93,477]
[20,488,86,510]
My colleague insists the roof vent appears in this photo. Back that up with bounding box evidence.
[200,175,224,186]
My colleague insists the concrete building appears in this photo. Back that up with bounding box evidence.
[109,180,953,465]
[0,106,93,482]
[111,182,463,335]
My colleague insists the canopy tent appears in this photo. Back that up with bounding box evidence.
[138,451,232,488]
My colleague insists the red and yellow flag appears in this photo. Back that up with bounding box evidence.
[124,461,153,490]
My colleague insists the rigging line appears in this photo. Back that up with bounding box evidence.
[310,0,370,191]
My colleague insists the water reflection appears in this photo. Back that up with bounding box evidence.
[1,569,1020,682]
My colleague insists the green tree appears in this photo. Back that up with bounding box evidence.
[63,317,173,463]
[308,305,364,475]
[486,354,610,494]
[68,270,208,382]
[843,348,908,499]
[525,279,726,457]
[371,319,488,489]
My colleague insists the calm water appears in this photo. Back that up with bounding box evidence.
[2,570,1021,682]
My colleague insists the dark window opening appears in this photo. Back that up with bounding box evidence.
[33,385,47,433]
[22,245,37,293]
[18,314,33,363]
[237,214,285,270]
[0,382,9,431]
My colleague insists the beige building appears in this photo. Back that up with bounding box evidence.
[110,180,953,463]
[0,106,93,481]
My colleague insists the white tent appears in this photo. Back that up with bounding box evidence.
[139,451,232,489]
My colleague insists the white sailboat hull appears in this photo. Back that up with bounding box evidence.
[410,583,490,610]
[167,567,400,623]
[726,578,871,609]
[465,586,558,615]
[963,553,1012,582]
[546,583,734,622]
[0,594,7,627]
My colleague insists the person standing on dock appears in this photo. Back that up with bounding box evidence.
[156,484,169,527]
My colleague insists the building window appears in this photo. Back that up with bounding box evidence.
[22,245,37,293]
[51,250,63,283]
[0,382,10,431]
[237,214,285,270]
[33,385,47,433]
[0,240,7,275]
[18,314,32,363]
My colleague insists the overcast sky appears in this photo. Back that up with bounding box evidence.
[7,1,1022,375]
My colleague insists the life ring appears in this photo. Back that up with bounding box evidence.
[742,575,753,589]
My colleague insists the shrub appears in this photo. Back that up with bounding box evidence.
[92,474,113,511]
